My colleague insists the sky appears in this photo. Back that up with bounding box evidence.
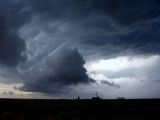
[0,0,160,99]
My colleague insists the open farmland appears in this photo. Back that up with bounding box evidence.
[0,99,159,120]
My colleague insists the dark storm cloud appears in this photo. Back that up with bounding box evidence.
[78,0,160,58]
[18,48,94,94]
[25,0,160,58]
[0,1,31,66]
[16,0,160,94]
[29,0,159,23]
[1,0,160,67]
[1,0,160,96]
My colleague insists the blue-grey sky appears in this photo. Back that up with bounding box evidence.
[0,0,160,99]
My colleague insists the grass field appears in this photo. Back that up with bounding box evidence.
[0,99,159,120]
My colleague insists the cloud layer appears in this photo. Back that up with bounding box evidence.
[18,47,93,94]
[0,1,30,66]
[0,0,160,97]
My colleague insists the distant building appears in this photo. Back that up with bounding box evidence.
[91,92,102,100]
[117,97,125,100]
[91,96,102,100]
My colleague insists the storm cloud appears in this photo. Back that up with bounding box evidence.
[18,47,93,94]
[0,0,160,97]
[0,1,31,66]
[23,0,160,59]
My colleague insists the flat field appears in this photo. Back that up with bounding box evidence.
[0,99,159,120]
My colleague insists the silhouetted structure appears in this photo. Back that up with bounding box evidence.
[117,97,125,100]
[91,92,102,100]
[77,96,80,100]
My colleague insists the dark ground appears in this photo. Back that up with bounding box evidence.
[0,99,159,120]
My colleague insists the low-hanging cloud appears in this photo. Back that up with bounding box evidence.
[101,80,120,89]
[17,47,94,94]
